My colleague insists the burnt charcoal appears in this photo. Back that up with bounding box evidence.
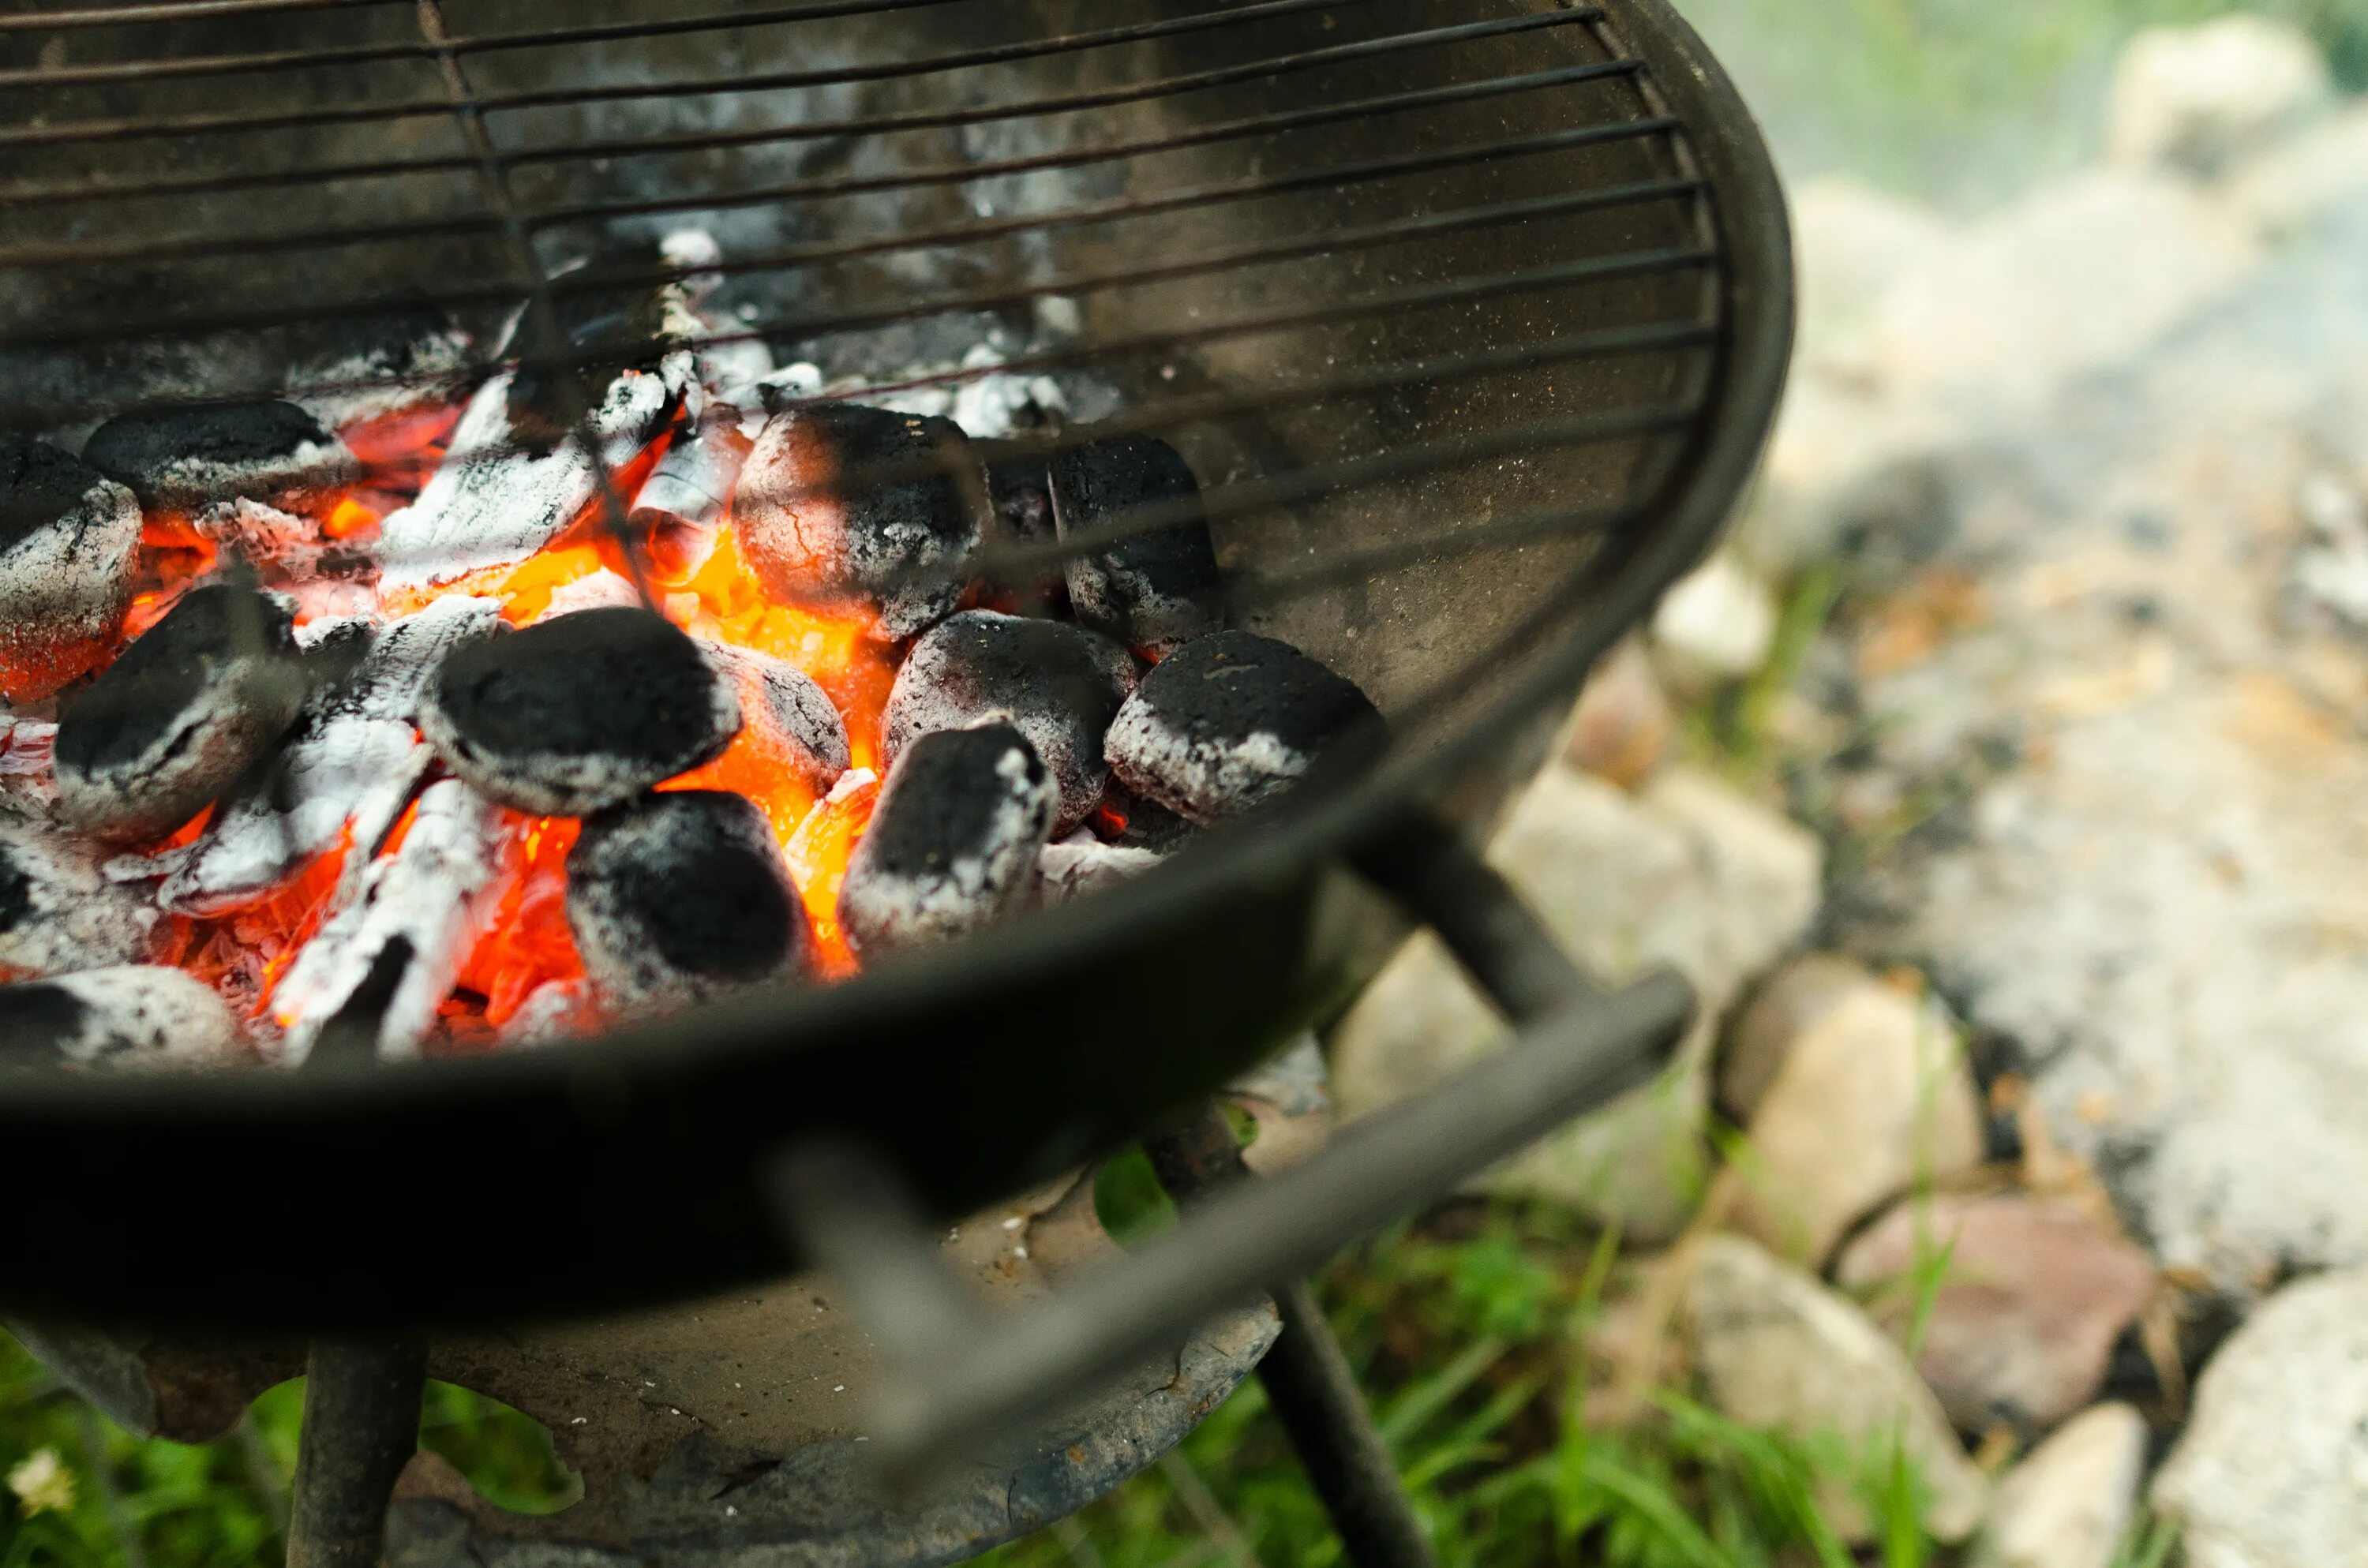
[0,818,158,975]
[1098,786,1200,854]
[699,642,849,795]
[733,401,985,641]
[1105,631,1384,824]
[272,778,503,1064]
[880,610,1135,836]
[1048,432,1224,656]
[81,400,358,516]
[984,447,1055,545]
[498,977,597,1048]
[630,404,751,536]
[422,607,740,816]
[567,790,808,1014]
[0,439,143,702]
[155,596,503,915]
[839,724,1055,960]
[1037,834,1162,904]
[378,362,681,594]
[0,966,239,1072]
[54,582,305,842]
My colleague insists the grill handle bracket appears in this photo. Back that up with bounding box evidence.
[770,811,1691,1492]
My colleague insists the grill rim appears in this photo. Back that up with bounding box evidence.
[0,0,1792,1328]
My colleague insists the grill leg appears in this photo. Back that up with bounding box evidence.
[287,1338,425,1568]
[1147,1110,1438,1568]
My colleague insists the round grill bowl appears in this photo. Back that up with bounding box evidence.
[0,0,1790,1330]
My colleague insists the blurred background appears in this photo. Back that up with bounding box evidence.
[9,0,2368,1562]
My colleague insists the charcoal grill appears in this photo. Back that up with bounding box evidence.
[0,1,1789,1562]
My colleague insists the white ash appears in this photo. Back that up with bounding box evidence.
[732,401,987,642]
[290,320,475,433]
[835,344,1064,441]
[53,583,308,843]
[879,609,1136,836]
[0,816,158,976]
[150,597,502,915]
[79,400,360,518]
[0,440,143,704]
[838,724,1055,960]
[190,497,343,581]
[538,568,649,620]
[271,777,504,1065]
[0,717,55,778]
[0,966,241,1072]
[377,363,680,594]
[421,607,741,817]
[629,404,750,535]
[1104,631,1385,825]
[566,790,810,1016]
[699,641,850,795]
[1037,833,1161,904]
[1047,432,1225,656]
[498,978,598,1048]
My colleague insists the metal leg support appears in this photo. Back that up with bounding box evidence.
[287,1338,425,1568]
[1148,1110,1439,1568]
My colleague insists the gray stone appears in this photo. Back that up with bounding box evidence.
[1650,551,1778,689]
[1717,952,1875,1121]
[1727,976,1983,1269]
[2154,1267,2368,1568]
[1835,1193,2156,1434]
[1683,1234,1988,1544]
[1332,763,1820,1242]
[1561,638,1671,791]
[1975,1403,2147,1568]
[2232,103,2368,241]
[2106,17,2332,178]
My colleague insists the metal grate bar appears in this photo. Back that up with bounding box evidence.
[8,242,1717,437]
[0,105,1672,282]
[0,0,964,88]
[0,0,397,32]
[0,52,1632,208]
[0,0,1377,147]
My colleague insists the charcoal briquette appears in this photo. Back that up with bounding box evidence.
[0,966,240,1072]
[422,606,740,816]
[567,789,810,1014]
[0,439,143,702]
[880,609,1135,836]
[700,642,849,795]
[1105,631,1384,824]
[81,399,358,516]
[732,401,985,641]
[838,724,1055,960]
[54,582,306,842]
[0,818,158,976]
[1047,432,1224,656]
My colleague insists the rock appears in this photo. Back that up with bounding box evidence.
[2232,102,2368,240]
[2154,1267,2368,1568]
[1868,170,2259,419]
[1650,551,1778,687]
[1727,975,1983,1268]
[1733,376,1965,577]
[1835,1193,2156,1434]
[1789,176,1955,385]
[1974,1403,2147,1568]
[1332,763,1820,1242]
[1562,639,1672,790]
[1683,1234,1988,1544]
[2106,17,2332,178]
[1717,952,1873,1121]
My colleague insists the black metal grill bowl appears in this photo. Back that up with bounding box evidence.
[0,0,1789,1331]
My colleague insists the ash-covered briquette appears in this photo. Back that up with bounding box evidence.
[838,724,1056,960]
[154,596,504,915]
[272,777,502,1065]
[879,610,1136,836]
[732,401,986,642]
[566,790,809,1015]
[0,439,143,702]
[498,977,596,1048]
[81,400,358,517]
[1037,833,1162,904]
[54,582,305,843]
[1047,432,1224,657]
[422,607,740,817]
[1105,631,1385,825]
[377,361,682,594]
[0,818,157,976]
[0,966,239,1072]
[699,642,850,795]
